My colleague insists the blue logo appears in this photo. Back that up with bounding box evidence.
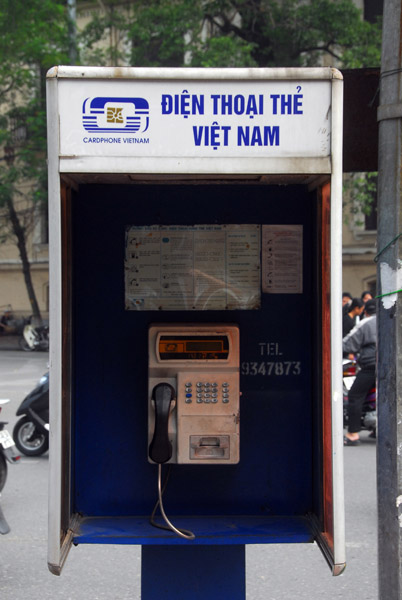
[82,97,149,133]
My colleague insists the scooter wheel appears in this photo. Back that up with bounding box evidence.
[13,417,48,456]
[18,337,33,352]
[0,454,7,493]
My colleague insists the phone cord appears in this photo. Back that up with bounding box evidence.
[150,464,195,541]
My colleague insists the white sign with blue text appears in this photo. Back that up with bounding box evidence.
[58,79,331,159]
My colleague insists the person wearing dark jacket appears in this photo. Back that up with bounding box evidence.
[343,299,377,445]
[342,297,364,338]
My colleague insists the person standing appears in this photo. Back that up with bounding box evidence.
[342,292,352,308]
[343,299,377,445]
[361,290,373,303]
[342,297,365,337]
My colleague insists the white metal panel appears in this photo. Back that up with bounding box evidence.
[48,66,341,176]
[329,75,346,573]
[59,156,332,175]
[47,66,343,81]
[57,78,331,161]
[46,73,65,574]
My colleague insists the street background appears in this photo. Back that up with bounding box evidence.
[0,347,377,599]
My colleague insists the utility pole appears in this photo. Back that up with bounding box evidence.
[376,0,402,598]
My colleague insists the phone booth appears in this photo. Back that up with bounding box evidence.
[46,67,345,596]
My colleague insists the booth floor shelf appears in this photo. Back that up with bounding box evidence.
[73,515,314,546]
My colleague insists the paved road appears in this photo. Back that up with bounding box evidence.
[0,350,377,599]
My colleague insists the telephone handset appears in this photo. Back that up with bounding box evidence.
[148,324,240,465]
[148,383,175,464]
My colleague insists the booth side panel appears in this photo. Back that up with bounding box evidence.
[61,181,73,536]
[330,76,346,572]
[321,182,334,544]
[47,75,71,574]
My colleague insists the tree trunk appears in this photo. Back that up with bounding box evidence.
[5,195,42,325]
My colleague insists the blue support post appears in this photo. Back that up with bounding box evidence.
[141,545,246,599]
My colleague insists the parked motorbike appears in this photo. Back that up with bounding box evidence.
[19,318,49,352]
[13,372,49,457]
[0,399,21,534]
[0,305,17,335]
[343,358,377,437]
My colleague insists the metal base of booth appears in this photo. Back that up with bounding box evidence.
[142,545,245,599]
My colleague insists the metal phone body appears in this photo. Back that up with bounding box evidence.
[148,323,240,465]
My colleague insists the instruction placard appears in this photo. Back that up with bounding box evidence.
[262,225,303,294]
[125,225,261,310]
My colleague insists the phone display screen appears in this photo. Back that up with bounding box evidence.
[158,335,229,360]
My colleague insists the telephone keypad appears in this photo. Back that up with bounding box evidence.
[184,383,193,403]
[184,381,230,403]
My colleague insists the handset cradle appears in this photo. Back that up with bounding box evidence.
[149,383,175,464]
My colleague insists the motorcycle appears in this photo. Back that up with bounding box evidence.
[343,358,377,437]
[0,305,17,335]
[0,399,21,534]
[13,372,49,457]
[19,318,49,352]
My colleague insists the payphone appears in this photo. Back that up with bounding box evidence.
[148,323,240,465]
[47,67,346,586]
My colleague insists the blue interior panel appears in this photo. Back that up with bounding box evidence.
[70,183,321,544]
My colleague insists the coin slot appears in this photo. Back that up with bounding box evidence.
[200,437,220,447]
